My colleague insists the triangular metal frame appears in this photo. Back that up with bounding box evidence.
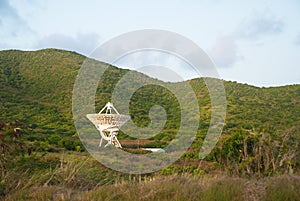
[87,102,129,148]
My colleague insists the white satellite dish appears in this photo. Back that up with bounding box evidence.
[87,102,130,148]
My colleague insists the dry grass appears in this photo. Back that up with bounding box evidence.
[262,175,300,201]
[2,153,300,201]
[4,174,300,201]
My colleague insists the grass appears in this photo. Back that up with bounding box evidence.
[1,149,300,201]
[3,157,300,201]
[4,176,245,201]
[201,178,244,201]
[262,175,300,201]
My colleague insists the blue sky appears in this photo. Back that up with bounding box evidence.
[0,0,300,86]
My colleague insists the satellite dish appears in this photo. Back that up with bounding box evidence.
[87,102,130,148]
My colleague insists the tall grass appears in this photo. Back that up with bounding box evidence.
[262,175,300,201]
[4,174,300,201]
[2,153,300,201]
[77,176,245,201]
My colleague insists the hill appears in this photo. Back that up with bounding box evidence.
[1,49,299,131]
[0,49,299,173]
[1,48,300,200]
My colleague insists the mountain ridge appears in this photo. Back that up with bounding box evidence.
[2,48,299,88]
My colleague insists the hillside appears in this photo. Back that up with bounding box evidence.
[0,49,300,126]
[0,49,299,170]
[0,49,300,199]
[1,49,299,134]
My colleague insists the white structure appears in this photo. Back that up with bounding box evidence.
[142,148,165,153]
[87,102,130,148]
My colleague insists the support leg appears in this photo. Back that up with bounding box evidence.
[114,136,122,148]
[99,137,103,147]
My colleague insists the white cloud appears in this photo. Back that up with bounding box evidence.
[236,11,284,40]
[114,51,189,82]
[36,33,101,55]
[209,34,240,68]
[0,0,36,49]
[295,33,300,46]
[209,11,285,68]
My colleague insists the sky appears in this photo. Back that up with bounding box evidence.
[0,0,300,87]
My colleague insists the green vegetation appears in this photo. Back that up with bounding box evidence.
[0,49,299,200]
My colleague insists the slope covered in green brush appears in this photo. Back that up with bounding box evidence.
[1,49,298,135]
[0,49,299,174]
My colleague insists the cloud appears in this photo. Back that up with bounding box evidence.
[208,11,284,68]
[0,0,36,49]
[295,33,300,46]
[36,33,101,55]
[236,11,284,40]
[114,50,189,82]
[0,0,12,14]
[209,34,240,68]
